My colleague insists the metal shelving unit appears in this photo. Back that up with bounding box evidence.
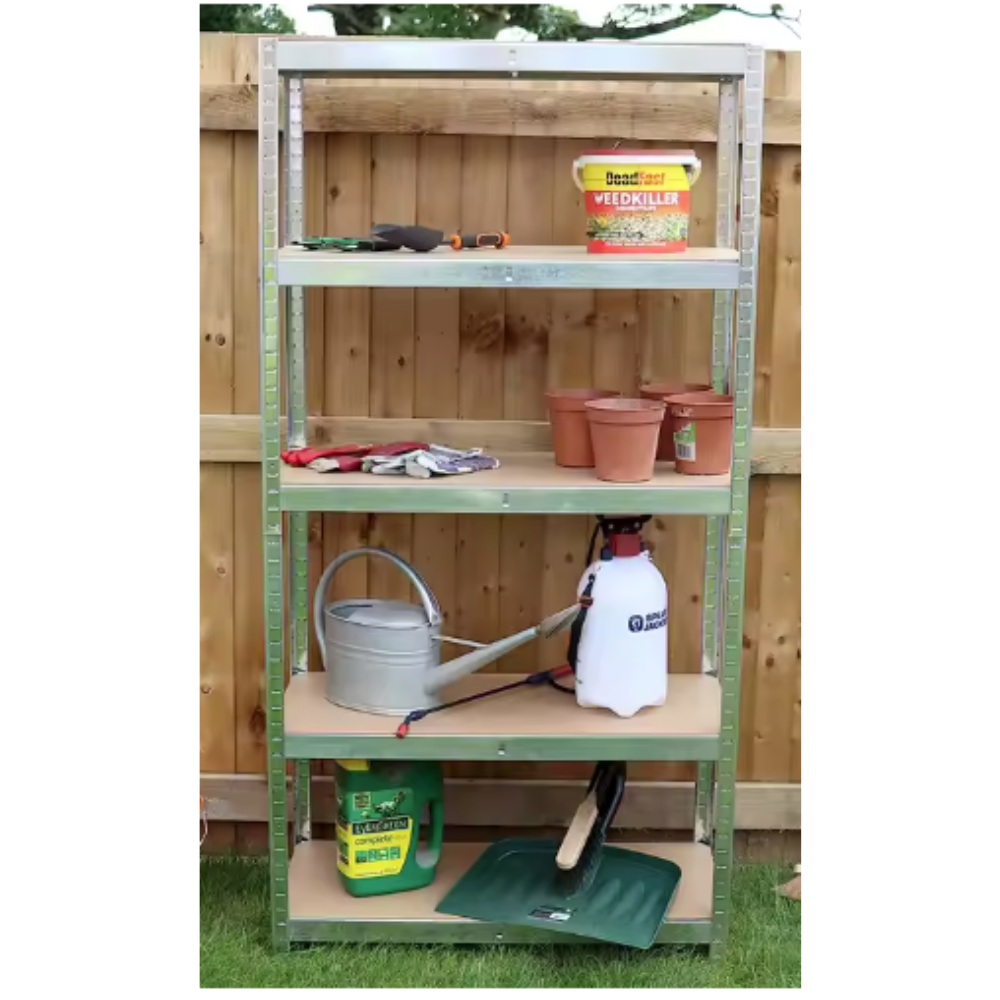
[258,37,763,957]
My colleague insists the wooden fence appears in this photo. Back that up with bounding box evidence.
[199,34,801,855]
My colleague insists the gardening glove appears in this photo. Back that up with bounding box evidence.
[403,445,501,478]
[307,441,428,473]
[281,444,371,468]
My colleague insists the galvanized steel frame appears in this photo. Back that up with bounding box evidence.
[258,37,764,957]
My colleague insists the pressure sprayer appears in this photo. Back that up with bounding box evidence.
[566,515,668,717]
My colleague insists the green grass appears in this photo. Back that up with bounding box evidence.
[201,856,801,988]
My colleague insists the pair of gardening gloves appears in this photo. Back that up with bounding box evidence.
[280,442,500,477]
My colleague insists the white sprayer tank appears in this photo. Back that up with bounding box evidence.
[574,551,668,718]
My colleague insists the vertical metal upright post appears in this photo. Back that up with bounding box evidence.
[282,74,312,844]
[711,46,764,960]
[696,76,740,845]
[258,37,289,952]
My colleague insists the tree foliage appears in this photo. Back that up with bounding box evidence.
[305,4,791,41]
[200,4,296,34]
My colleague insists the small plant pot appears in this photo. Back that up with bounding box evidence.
[546,389,620,468]
[667,392,734,475]
[640,381,713,461]
[584,398,666,483]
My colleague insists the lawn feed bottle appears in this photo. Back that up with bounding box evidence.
[335,760,444,897]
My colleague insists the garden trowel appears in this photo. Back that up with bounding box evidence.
[372,223,509,251]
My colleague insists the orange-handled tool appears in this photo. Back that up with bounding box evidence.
[445,231,510,251]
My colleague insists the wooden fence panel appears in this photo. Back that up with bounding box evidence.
[199,36,802,832]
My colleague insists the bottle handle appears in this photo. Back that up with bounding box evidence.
[416,798,445,869]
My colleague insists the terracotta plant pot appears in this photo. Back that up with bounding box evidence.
[584,398,666,483]
[640,381,713,461]
[546,389,619,468]
[667,392,734,475]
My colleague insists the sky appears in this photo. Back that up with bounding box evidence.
[278,2,803,48]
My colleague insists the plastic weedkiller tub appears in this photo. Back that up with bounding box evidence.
[572,149,701,253]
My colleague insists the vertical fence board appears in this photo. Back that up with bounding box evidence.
[456,136,507,664]
[200,39,236,848]
[231,124,265,777]
[412,134,462,659]
[368,134,418,602]
[322,133,373,672]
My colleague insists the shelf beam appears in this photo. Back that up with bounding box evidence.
[274,40,750,80]
[277,245,739,290]
[280,458,730,516]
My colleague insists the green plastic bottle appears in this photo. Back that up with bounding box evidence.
[335,760,444,897]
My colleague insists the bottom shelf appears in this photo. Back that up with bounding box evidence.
[288,839,715,945]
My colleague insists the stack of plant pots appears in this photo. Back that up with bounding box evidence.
[546,383,735,482]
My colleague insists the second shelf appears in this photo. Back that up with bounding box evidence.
[280,454,731,515]
[285,672,721,761]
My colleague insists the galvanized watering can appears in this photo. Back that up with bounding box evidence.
[313,548,580,716]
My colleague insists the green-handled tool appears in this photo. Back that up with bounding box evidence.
[293,236,401,252]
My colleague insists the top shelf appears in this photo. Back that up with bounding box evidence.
[273,39,753,81]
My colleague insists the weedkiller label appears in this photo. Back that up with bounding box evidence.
[579,158,695,253]
[591,191,680,207]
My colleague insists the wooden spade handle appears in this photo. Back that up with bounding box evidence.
[556,791,599,870]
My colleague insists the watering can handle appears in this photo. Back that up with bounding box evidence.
[312,547,442,668]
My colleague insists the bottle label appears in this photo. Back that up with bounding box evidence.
[336,786,412,878]
[674,421,696,461]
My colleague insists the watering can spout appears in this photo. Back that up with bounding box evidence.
[425,603,581,695]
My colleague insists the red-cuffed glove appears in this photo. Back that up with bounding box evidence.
[309,441,429,473]
[280,444,371,468]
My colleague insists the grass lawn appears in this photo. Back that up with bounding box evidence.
[201,856,801,988]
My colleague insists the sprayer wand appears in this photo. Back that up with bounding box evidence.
[396,664,574,738]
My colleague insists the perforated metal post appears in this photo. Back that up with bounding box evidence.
[258,37,290,951]
[711,47,763,960]
[696,77,740,845]
[701,77,739,678]
[282,74,312,844]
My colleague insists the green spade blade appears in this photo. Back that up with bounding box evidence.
[436,838,682,950]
